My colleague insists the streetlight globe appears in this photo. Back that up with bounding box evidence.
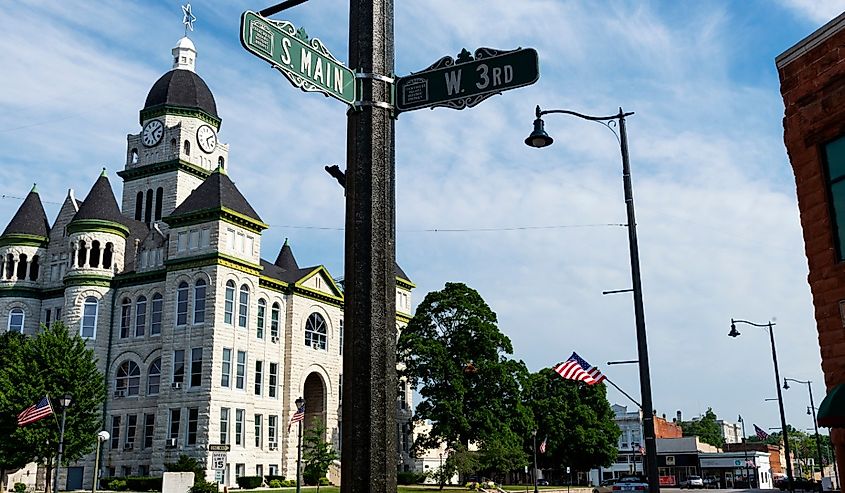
[525,118,553,148]
[97,430,110,441]
[784,379,790,390]
[60,394,72,407]
[728,323,740,338]
[295,396,305,408]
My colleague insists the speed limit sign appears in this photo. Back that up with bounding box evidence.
[212,452,226,470]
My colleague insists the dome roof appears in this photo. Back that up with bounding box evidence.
[143,69,218,119]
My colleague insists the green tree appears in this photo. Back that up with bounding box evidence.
[524,368,620,472]
[397,283,532,478]
[0,331,31,486]
[0,322,106,493]
[301,420,338,490]
[680,408,725,448]
[165,454,207,485]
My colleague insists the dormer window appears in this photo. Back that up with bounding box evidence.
[184,140,191,156]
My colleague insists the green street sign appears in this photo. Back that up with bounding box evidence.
[240,11,356,105]
[396,47,539,113]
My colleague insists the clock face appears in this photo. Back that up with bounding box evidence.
[141,120,164,147]
[197,125,217,153]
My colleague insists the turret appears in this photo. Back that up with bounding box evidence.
[0,184,49,285]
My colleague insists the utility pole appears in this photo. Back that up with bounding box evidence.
[341,1,397,492]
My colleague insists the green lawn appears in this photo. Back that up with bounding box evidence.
[260,486,575,493]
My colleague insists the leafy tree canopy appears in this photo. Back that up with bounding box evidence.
[680,408,725,448]
[301,420,338,488]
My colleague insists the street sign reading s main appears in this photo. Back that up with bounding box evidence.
[396,47,539,113]
[240,11,356,105]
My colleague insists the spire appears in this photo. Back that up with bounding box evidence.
[169,170,263,223]
[274,239,299,271]
[71,173,124,225]
[172,36,197,72]
[1,186,49,239]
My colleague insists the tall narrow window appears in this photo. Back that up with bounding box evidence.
[221,348,232,387]
[88,241,100,268]
[236,351,246,390]
[120,298,131,338]
[148,358,161,395]
[135,296,147,337]
[257,299,266,339]
[187,408,198,445]
[135,191,143,221]
[193,279,206,324]
[183,140,191,156]
[268,415,277,446]
[81,297,98,338]
[102,243,113,269]
[155,187,163,221]
[339,319,344,355]
[224,281,235,324]
[254,414,263,448]
[8,308,24,333]
[111,415,121,449]
[125,414,137,448]
[825,136,845,260]
[144,189,153,224]
[235,409,244,446]
[150,293,163,335]
[143,414,155,448]
[254,360,263,396]
[220,408,230,444]
[169,409,181,440]
[176,282,188,326]
[29,256,39,281]
[77,241,86,268]
[173,350,185,384]
[271,303,280,340]
[304,312,327,350]
[116,361,141,396]
[238,284,249,329]
[268,363,278,398]
[190,348,202,388]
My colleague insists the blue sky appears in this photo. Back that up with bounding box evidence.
[1,0,843,436]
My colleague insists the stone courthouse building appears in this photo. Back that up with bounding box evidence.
[0,35,415,489]
[778,10,845,481]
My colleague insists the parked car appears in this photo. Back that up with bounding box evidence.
[680,476,705,489]
[612,476,648,492]
[593,478,617,493]
[702,477,720,489]
[537,479,550,486]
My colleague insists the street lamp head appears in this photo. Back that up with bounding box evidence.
[783,379,790,390]
[807,407,812,416]
[738,414,743,423]
[525,117,553,148]
[97,430,110,442]
[728,322,741,338]
[295,396,305,408]
[60,394,72,407]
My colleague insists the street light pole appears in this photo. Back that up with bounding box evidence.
[526,106,660,493]
[784,378,825,480]
[295,396,305,493]
[532,430,539,493]
[92,431,109,493]
[729,319,793,492]
[738,415,751,487]
[54,394,72,493]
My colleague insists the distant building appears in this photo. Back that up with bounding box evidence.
[716,419,742,444]
[776,10,845,477]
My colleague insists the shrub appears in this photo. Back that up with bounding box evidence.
[264,475,285,485]
[125,476,163,491]
[13,483,26,493]
[397,471,427,485]
[190,480,218,493]
[236,476,263,489]
[108,479,128,491]
[283,480,297,487]
[164,454,206,485]
[268,479,282,488]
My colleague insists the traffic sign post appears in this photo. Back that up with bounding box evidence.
[240,11,356,105]
[212,452,226,471]
[396,47,539,113]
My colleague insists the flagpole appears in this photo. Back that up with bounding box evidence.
[603,376,641,409]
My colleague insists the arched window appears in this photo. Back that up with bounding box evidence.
[130,148,139,164]
[148,358,161,395]
[154,187,163,221]
[183,140,191,156]
[256,298,266,339]
[144,189,153,224]
[304,312,327,350]
[89,241,101,268]
[193,279,206,324]
[135,295,147,337]
[5,253,13,279]
[29,255,39,281]
[16,254,27,279]
[135,191,143,221]
[218,156,225,168]
[81,297,98,338]
[238,285,249,329]
[224,281,235,325]
[8,308,24,333]
[102,242,113,270]
[271,302,280,340]
[77,241,86,267]
[120,298,131,338]
[116,360,141,396]
[150,293,163,335]
[170,138,177,154]
[176,281,189,326]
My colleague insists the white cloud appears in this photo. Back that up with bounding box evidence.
[778,0,844,25]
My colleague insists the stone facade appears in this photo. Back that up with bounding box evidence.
[0,36,415,490]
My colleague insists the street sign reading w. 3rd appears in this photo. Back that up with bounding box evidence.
[240,11,356,105]
[396,47,539,113]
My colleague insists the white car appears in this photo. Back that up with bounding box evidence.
[613,477,648,492]
[680,476,704,489]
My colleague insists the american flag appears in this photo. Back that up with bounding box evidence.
[288,405,305,431]
[553,352,606,385]
[754,424,769,440]
[17,396,54,427]
[539,436,547,454]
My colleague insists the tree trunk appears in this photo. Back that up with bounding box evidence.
[45,458,53,493]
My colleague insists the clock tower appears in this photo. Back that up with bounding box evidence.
[117,35,229,232]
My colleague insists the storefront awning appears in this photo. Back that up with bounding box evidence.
[818,383,845,427]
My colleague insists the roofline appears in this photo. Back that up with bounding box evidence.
[776,11,845,69]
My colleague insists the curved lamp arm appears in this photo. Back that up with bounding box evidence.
[731,318,775,328]
[535,104,633,122]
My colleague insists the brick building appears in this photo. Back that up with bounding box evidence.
[776,11,845,476]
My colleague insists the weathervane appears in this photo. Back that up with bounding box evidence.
[182,3,196,34]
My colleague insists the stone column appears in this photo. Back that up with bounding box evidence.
[10,257,18,281]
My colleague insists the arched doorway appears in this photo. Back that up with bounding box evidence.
[303,372,326,435]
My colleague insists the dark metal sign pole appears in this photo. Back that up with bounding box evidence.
[342,0,397,492]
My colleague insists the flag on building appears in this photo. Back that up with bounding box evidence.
[17,396,54,427]
[754,424,769,440]
[539,436,547,454]
[288,405,305,431]
[553,352,606,385]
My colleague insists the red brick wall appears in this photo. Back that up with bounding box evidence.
[654,416,682,439]
[779,19,845,477]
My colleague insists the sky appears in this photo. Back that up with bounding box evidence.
[1,0,844,438]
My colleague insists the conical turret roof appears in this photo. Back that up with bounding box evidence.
[274,238,299,270]
[1,184,49,238]
[71,170,124,224]
[170,166,262,222]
